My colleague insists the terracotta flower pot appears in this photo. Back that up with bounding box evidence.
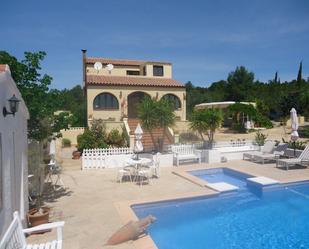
[27,207,50,227]
[72,151,81,159]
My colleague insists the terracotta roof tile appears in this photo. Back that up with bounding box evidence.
[86,57,171,66]
[86,75,184,88]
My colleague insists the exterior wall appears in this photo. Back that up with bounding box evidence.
[60,123,124,147]
[173,120,190,133]
[0,69,29,236]
[60,127,85,145]
[87,64,142,77]
[87,85,186,124]
[86,63,172,78]
[144,64,172,78]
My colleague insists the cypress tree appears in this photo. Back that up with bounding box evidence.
[297,61,302,82]
[274,71,278,83]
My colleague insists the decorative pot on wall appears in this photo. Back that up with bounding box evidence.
[72,151,81,159]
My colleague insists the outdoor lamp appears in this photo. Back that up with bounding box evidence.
[3,94,20,117]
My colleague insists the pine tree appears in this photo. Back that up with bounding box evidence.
[297,61,302,82]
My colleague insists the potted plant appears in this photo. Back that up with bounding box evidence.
[27,161,50,227]
[254,130,268,150]
[72,150,81,159]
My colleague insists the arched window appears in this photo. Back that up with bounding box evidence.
[93,93,119,110]
[162,94,181,110]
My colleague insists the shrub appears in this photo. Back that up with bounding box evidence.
[254,130,268,146]
[253,113,273,129]
[107,129,123,147]
[62,138,71,147]
[282,138,307,150]
[232,123,246,133]
[121,125,130,147]
[303,128,309,138]
[77,119,107,152]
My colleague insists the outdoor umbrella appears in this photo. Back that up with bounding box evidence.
[290,108,299,156]
[134,124,143,159]
[49,139,56,163]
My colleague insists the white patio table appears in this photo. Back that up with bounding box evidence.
[125,158,152,184]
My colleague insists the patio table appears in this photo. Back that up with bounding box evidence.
[125,158,152,183]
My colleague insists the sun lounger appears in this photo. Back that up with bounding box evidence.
[243,141,276,161]
[253,143,288,164]
[276,145,309,170]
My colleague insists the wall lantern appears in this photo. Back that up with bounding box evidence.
[3,94,20,117]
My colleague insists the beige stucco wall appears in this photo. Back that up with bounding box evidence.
[86,63,172,79]
[173,120,191,133]
[60,127,85,145]
[87,64,142,77]
[144,64,172,78]
[87,85,186,125]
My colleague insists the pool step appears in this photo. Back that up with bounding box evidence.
[206,182,239,192]
[247,176,279,187]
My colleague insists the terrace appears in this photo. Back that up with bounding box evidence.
[27,157,309,249]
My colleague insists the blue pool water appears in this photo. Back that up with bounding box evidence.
[132,169,309,249]
[190,168,252,190]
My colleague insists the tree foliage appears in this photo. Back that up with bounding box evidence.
[0,51,86,140]
[190,108,223,146]
[185,64,309,121]
[226,66,255,101]
[138,97,176,152]
[0,51,54,140]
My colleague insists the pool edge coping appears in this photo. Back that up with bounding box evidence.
[172,166,262,190]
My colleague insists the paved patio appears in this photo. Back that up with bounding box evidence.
[27,158,309,249]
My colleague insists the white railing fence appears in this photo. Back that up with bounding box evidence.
[171,140,255,151]
[171,144,195,154]
[82,147,133,170]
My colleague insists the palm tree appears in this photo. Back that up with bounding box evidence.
[190,108,223,148]
[138,97,175,152]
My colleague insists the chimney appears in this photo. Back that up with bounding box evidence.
[81,49,88,127]
[81,49,87,88]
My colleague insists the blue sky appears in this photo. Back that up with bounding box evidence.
[1,0,308,89]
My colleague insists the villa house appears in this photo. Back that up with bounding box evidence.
[0,65,29,236]
[82,50,188,150]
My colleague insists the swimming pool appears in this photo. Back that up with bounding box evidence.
[190,168,252,190]
[132,179,309,248]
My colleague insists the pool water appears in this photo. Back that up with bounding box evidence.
[132,169,309,249]
[190,168,252,190]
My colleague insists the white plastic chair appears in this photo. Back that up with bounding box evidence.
[137,167,152,186]
[47,159,66,190]
[117,161,135,183]
[151,152,161,178]
[0,211,64,249]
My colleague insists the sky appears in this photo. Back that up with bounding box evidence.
[1,0,309,89]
